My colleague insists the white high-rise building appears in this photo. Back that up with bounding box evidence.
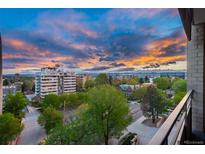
[35,65,76,97]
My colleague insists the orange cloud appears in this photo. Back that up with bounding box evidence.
[7,39,25,49]
[118,55,186,67]
[66,23,98,38]
[3,37,76,71]
[4,38,52,57]
[77,58,99,68]
[3,29,187,72]
[118,34,187,67]
[11,58,63,70]
[145,35,186,57]
[76,52,101,68]
[54,56,73,61]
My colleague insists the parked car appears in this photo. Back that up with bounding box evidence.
[119,132,139,145]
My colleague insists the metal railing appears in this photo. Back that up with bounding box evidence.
[149,90,193,145]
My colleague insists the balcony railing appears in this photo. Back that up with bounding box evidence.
[149,90,193,145]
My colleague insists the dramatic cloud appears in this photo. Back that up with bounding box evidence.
[0,8,186,74]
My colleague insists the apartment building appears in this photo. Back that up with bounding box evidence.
[35,66,76,97]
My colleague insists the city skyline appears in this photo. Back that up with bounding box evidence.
[0,8,186,74]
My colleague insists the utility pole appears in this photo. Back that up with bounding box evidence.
[0,33,2,114]
[63,100,66,123]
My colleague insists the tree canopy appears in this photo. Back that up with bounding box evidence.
[111,78,122,87]
[0,113,23,144]
[95,74,109,86]
[173,91,186,104]
[130,86,147,102]
[76,78,83,92]
[41,94,61,109]
[85,85,132,144]
[59,92,88,108]
[84,79,95,90]
[153,77,171,90]
[46,85,132,145]
[172,79,187,93]
[141,85,166,123]
[144,76,150,83]
[45,117,95,145]
[31,96,41,107]
[121,76,139,85]
[38,107,63,133]
[3,79,10,86]
[22,79,33,92]
[45,125,71,145]
[3,92,28,119]
[139,78,144,84]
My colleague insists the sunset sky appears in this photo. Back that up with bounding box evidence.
[0,8,187,74]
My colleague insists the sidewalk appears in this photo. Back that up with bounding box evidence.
[127,116,159,144]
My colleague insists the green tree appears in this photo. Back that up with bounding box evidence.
[86,85,132,144]
[76,92,88,105]
[130,76,139,84]
[141,85,166,123]
[45,117,94,145]
[38,107,63,133]
[121,76,139,85]
[0,113,23,144]
[95,74,109,86]
[22,79,33,92]
[121,77,128,84]
[68,93,86,108]
[153,77,171,90]
[171,77,180,85]
[127,77,139,85]
[112,78,122,87]
[130,86,147,102]
[144,76,150,83]
[45,86,132,145]
[172,79,187,93]
[139,78,144,85]
[59,92,88,109]
[3,79,10,86]
[166,99,174,110]
[84,79,95,90]
[3,92,28,119]
[45,125,71,145]
[173,92,186,104]
[41,94,61,110]
[31,96,41,107]
[59,93,70,108]
[76,78,83,92]
[108,76,113,85]
[66,93,79,107]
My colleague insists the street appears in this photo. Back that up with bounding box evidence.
[129,101,143,121]
[17,106,46,145]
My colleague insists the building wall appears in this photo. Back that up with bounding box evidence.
[63,75,76,93]
[35,73,76,98]
[40,75,59,97]
[187,24,205,132]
